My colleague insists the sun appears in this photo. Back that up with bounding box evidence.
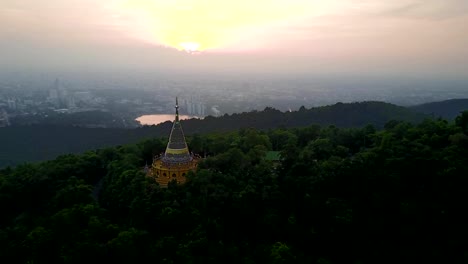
[179,42,201,53]
[113,0,322,52]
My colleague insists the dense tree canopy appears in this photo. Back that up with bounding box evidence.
[1,112,468,263]
[0,101,426,168]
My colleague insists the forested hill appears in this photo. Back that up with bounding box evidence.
[410,98,468,119]
[0,101,425,167]
[182,101,425,134]
[0,125,161,168]
[1,112,468,263]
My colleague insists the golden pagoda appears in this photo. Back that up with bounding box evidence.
[149,98,199,187]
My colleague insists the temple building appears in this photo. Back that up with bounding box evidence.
[148,98,199,187]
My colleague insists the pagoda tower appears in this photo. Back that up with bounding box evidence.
[149,98,199,187]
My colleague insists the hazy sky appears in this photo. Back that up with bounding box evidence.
[1,0,468,78]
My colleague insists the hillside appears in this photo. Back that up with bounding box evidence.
[1,114,468,263]
[411,98,468,119]
[0,101,426,167]
[180,101,425,134]
[0,125,165,168]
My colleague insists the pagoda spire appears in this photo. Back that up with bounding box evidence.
[175,97,180,122]
[162,97,191,164]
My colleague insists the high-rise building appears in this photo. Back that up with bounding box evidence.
[182,96,206,117]
[48,79,60,107]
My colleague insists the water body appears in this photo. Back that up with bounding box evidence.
[136,114,193,126]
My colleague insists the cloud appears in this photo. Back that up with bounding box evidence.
[0,0,467,77]
[109,0,328,51]
[373,0,468,20]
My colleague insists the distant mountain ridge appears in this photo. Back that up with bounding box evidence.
[410,98,468,119]
[180,101,425,134]
[0,100,458,167]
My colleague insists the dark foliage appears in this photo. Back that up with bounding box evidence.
[1,112,468,263]
[0,101,426,167]
[11,110,128,128]
[410,98,468,119]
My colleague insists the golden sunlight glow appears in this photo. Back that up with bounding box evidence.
[111,0,334,52]
[179,42,200,53]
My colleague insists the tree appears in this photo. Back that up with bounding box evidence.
[270,242,295,264]
[455,111,468,133]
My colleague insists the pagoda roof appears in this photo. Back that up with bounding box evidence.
[162,98,192,164]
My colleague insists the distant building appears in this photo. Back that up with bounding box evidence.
[47,79,62,107]
[23,100,34,106]
[74,91,92,103]
[47,88,60,107]
[49,89,58,99]
[48,78,77,109]
[184,96,206,117]
[7,99,16,110]
[0,109,10,127]
[148,98,200,187]
[66,96,76,109]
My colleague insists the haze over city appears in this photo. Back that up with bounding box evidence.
[1,0,468,78]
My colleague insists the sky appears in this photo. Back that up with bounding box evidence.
[1,0,468,78]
